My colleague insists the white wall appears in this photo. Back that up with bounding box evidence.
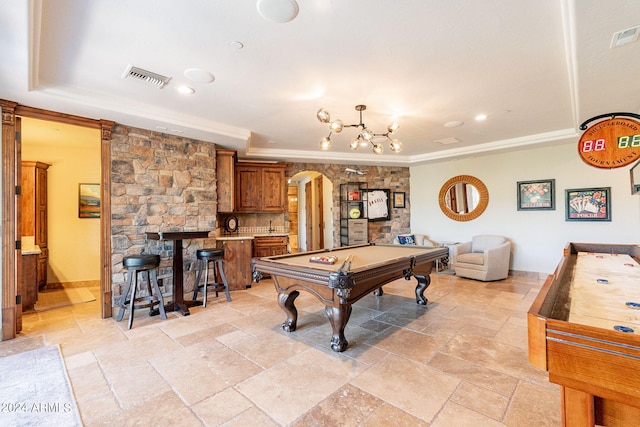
[410,142,640,274]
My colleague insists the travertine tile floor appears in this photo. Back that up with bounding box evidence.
[1,272,561,426]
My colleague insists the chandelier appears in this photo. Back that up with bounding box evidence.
[316,105,403,154]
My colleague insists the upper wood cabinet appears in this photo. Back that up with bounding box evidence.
[216,149,237,213]
[235,164,261,212]
[235,163,287,212]
[22,161,49,245]
[258,166,287,212]
[216,149,286,213]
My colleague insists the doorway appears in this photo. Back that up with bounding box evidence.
[288,171,333,251]
[1,100,113,340]
[21,117,101,315]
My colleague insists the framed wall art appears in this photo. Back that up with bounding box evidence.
[367,189,390,221]
[393,192,406,208]
[565,187,611,221]
[517,179,555,211]
[79,183,100,218]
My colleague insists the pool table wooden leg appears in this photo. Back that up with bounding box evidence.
[325,305,352,352]
[414,274,431,305]
[278,291,299,332]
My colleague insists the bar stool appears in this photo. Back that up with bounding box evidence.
[192,248,231,307]
[117,254,167,329]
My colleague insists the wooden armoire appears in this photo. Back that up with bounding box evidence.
[22,161,49,290]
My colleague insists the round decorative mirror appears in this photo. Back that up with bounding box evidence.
[438,175,489,221]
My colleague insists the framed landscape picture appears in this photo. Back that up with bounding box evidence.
[565,187,611,221]
[393,192,406,208]
[79,183,100,218]
[517,179,555,210]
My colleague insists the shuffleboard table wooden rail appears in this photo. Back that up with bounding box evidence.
[528,242,640,426]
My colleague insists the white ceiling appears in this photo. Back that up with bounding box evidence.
[2,0,640,166]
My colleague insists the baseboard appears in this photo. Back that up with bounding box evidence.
[45,280,100,289]
[508,269,549,280]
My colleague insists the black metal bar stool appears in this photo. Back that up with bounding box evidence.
[192,248,231,307]
[117,254,167,329]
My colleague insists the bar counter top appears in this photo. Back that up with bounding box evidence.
[22,244,42,255]
[216,233,289,241]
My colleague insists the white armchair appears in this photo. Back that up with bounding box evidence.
[393,233,437,246]
[451,235,511,281]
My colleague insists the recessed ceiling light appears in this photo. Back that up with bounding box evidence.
[256,0,299,23]
[184,68,215,83]
[229,41,244,50]
[475,114,487,121]
[176,85,195,94]
[444,120,464,128]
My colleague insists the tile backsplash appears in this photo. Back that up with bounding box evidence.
[217,225,288,236]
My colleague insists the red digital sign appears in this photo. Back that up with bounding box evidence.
[578,117,640,168]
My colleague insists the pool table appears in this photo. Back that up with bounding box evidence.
[253,243,448,352]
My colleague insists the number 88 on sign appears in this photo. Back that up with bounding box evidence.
[578,117,640,168]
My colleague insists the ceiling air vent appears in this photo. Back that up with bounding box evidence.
[122,64,171,88]
[610,25,640,48]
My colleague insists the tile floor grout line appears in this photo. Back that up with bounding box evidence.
[6,274,560,425]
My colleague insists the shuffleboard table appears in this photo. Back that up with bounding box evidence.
[528,242,640,426]
[253,243,448,352]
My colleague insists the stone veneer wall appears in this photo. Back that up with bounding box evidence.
[284,163,411,245]
[107,125,411,303]
[110,125,218,300]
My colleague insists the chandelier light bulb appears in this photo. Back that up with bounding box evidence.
[390,139,403,153]
[316,108,330,123]
[320,136,332,150]
[350,138,360,150]
[372,143,383,155]
[361,128,374,141]
[387,121,399,134]
[329,119,343,133]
